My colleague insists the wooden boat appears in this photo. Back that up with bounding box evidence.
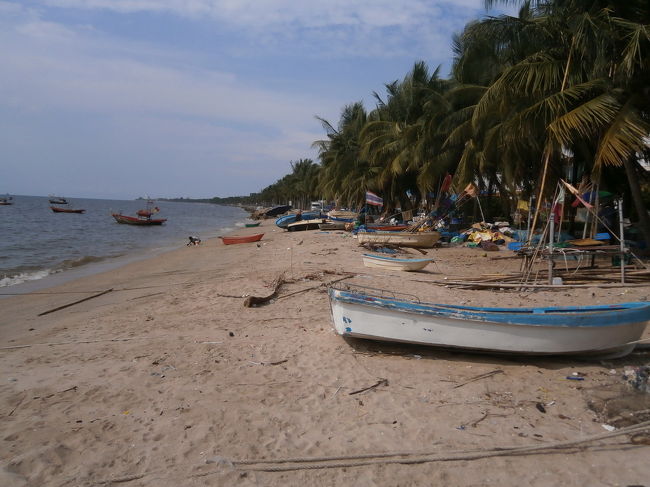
[287,218,325,232]
[51,206,85,214]
[319,222,347,230]
[275,211,322,228]
[356,230,441,248]
[48,195,68,205]
[112,213,166,225]
[327,210,358,222]
[366,224,409,231]
[220,233,264,245]
[362,253,432,271]
[328,285,650,358]
[245,221,261,227]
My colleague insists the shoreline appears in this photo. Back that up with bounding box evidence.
[1,219,649,486]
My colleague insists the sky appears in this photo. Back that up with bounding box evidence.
[0,0,515,200]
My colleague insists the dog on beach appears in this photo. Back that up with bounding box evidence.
[187,236,201,246]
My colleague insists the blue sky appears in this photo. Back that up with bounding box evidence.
[1,0,514,199]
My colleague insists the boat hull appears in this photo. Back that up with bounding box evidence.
[51,206,85,214]
[220,233,264,245]
[329,288,650,357]
[287,219,325,231]
[245,222,261,227]
[275,211,322,228]
[357,231,440,248]
[319,222,347,230]
[362,253,432,271]
[112,213,166,225]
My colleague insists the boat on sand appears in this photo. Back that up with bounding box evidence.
[362,253,432,271]
[328,284,650,358]
[220,233,264,245]
[357,231,440,248]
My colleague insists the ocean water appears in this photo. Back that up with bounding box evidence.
[0,195,249,291]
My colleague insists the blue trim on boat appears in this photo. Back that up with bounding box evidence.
[362,253,432,263]
[275,211,322,228]
[330,289,650,328]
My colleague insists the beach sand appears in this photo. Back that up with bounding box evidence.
[1,220,649,486]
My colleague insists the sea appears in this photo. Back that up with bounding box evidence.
[0,195,250,293]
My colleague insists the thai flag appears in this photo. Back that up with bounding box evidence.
[365,191,383,206]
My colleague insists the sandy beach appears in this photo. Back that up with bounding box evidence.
[2,220,649,486]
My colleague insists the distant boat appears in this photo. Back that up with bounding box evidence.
[357,231,441,248]
[0,195,13,205]
[51,206,85,214]
[245,221,261,227]
[112,213,166,225]
[220,233,264,245]
[49,195,68,205]
[362,253,432,272]
[329,285,650,358]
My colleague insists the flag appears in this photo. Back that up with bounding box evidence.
[365,191,383,206]
[561,180,593,209]
[461,183,478,198]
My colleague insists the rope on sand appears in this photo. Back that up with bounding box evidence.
[230,420,650,472]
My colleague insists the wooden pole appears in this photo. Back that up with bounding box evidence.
[619,199,625,284]
[548,214,555,285]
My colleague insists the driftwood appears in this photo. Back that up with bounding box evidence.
[453,369,504,389]
[38,288,114,316]
[243,274,287,307]
[349,378,388,395]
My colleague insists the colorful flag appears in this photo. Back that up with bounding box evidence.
[365,191,383,206]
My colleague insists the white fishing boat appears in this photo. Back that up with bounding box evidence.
[362,253,432,271]
[328,284,650,357]
[356,230,440,248]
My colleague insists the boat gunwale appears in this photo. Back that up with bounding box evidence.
[329,289,650,328]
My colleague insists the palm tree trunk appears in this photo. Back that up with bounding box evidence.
[623,156,650,247]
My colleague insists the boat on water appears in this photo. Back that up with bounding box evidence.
[51,206,85,214]
[220,233,264,245]
[245,221,261,227]
[48,195,68,205]
[275,211,322,228]
[287,218,326,232]
[112,213,167,225]
[362,253,432,272]
[328,284,650,358]
[357,230,441,248]
[0,195,13,205]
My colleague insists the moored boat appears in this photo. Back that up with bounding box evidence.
[319,222,347,230]
[112,213,167,225]
[0,195,13,205]
[362,253,432,271]
[327,209,358,222]
[245,221,261,227]
[51,206,85,214]
[220,233,264,245]
[49,195,68,205]
[357,230,440,248]
[328,284,650,357]
[366,224,409,231]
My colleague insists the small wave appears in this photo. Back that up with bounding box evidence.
[0,269,56,288]
[58,255,107,269]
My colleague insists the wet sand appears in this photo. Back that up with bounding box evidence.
[1,220,649,486]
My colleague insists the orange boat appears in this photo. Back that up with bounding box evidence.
[220,233,264,245]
